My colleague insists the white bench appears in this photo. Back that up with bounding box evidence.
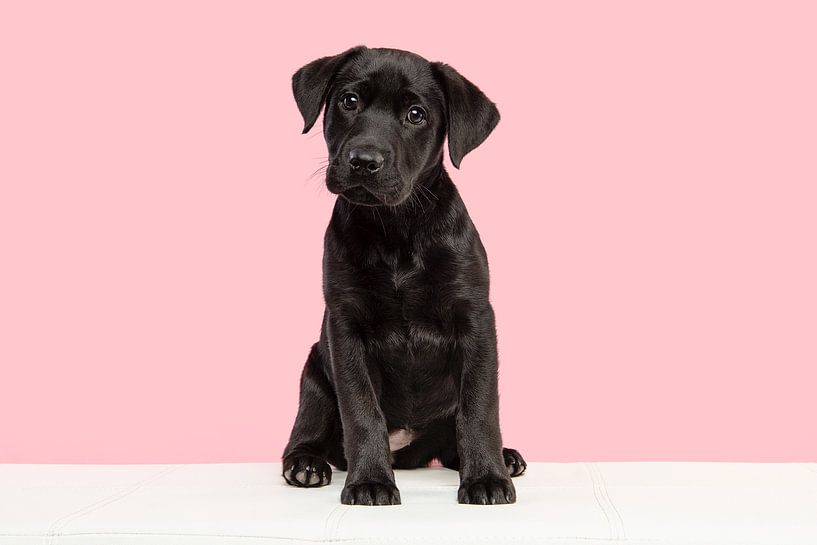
[2,462,816,544]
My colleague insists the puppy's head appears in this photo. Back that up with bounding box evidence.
[293,47,499,207]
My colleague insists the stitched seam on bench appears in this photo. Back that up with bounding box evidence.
[593,464,627,539]
[322,504,349,541]
[329,504,352,541]
[585,463,625,540]
[44,465,180,545]
[585,463,614,539]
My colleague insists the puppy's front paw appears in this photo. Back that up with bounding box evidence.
[341,480,401,506]
[283,454,332,488]
[503,447,527,477]
[458,474,516,505]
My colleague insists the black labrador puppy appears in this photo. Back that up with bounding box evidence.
[283,46,525,506]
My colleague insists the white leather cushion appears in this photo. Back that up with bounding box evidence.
[1,462,816,544]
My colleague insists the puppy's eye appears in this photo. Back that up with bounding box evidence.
[340,93,358,110]
[407,106,426,124]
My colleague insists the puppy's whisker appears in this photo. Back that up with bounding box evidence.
[373,206,386,236]
[307,165,328,182]
[420,184,438,201]
[343,204,357,228]
[416,187,432,208]
[412,190,426,214]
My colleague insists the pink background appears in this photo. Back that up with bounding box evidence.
[1,1,815,464]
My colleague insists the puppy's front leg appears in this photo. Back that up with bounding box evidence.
[328,313,400,506]
[455,305,516,505]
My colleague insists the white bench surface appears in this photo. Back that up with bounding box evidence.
[2,462,816,544]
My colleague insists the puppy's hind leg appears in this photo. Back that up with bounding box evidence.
[502,448,527,477]
[440,448,527,477]
[282,343,343,487]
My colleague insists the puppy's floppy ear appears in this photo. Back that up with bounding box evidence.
[292,46,366,134]
[431,62,500,168]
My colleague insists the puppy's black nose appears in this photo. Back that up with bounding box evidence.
[349,149,384,174]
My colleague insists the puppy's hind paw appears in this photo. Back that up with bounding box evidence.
[283,454,332,487]
[341,481,401,506]
[503,447,527,477]
[458,475,516,505]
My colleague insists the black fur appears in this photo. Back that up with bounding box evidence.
[283,47,525,506]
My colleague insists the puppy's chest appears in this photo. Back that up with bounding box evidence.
[363,248,458,345]
[362,247,464,423]
[377,250,439,316]
[389,264,417,294]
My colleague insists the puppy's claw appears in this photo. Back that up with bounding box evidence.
[341,481,401,506]
[458,475,516,505]
[282,455,332,488]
